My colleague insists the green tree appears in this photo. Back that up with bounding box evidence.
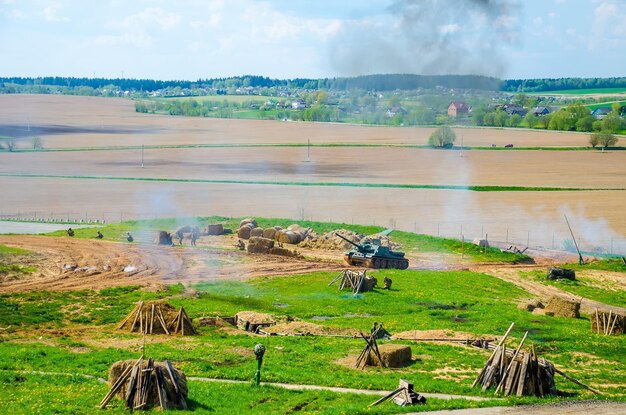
[576,115,595,132]
[494,110,507,127]
[602,112,624,133]
[524,112,538,129]
[428,126,456,148]
[591,131,618,150]
[589,134,599,148]
[507,114,522,127]
[472,107,487,126]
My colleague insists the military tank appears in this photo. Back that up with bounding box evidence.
[335,233,409,270]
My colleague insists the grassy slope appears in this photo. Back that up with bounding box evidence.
[0,244,35,276]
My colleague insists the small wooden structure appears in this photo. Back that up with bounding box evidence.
[369,379,426,408]
[118,301,197,336]
[99,356,188,411]
[329,270,377,295]
[593,308,625,335]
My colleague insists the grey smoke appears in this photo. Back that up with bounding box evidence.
[330,0,521,77]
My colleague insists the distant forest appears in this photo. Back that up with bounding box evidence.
[1,74,625,93]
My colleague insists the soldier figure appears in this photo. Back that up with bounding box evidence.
[66,228,75,237]
[96,231,103,239]
[383,276,392,290]
[190,229,199,246]
[126,232,134,242]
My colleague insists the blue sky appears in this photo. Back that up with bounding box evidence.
[0,0,624,80]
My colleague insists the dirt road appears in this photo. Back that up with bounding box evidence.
[414,401,626,415]
[0,235,345,293]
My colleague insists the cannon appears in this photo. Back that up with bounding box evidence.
[335,233,409,270]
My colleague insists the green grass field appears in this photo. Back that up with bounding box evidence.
[540,88,626,95]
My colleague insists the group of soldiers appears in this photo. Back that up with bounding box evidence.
[66,227,133,242]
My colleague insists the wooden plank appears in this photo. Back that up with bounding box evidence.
[99,365,133,409]
[130,302,144,332]
[472,322,515,388]
[516,353,530,396]
[166,360,187,409]
[155,366,168,410]
[368,387,405,407]
[595,308,600,334]
[150,304,155,335]
[117,303,140,330]
[125,363,140,408]
[608,314,618,336]
[503,361,519,396]
[495,331,528,395]
[551,365,601,395]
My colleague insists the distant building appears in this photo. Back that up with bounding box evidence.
[291,99,306,110]
[531,106,551,117]
[447,101,469,117]
[592,107,612,119]
[386,106,408,118]
[503,104,528,117]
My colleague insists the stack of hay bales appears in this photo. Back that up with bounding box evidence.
[366,344,412,368]
[542,296,580,318]
[299,229,401,251]
[237,218,258,239]
[247,237,275,253]
[250,227,264,237]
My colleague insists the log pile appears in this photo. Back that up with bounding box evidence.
[99,357,188,411]
[118,301,196,336]
[472,323,601,397]
[369,379,426,408]
[593,308,625,335]
[328,270,377,295]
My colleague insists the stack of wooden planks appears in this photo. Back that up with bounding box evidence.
[168,306,197,336]
[99,357,188,411]
[356,328,385,369]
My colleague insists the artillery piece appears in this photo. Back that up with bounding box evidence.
[335,233,409,270]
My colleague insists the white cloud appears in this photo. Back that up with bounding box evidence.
[590,1,626,48]
[438,23,461,35]
[41,2,68,22]
[118,7,181,31]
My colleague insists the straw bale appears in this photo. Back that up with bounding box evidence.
[262,228,277,240]
[365,344,412,368]
[108,359,187,408]
[236,311,275,332]
[239,218,257,228]
[250,227,265,237]
[543,296,580,318]
[237,223,255,239]
[205,224,224,236]
[247,237,275,253]
[473,238,489,248]
[269,247,299,257]
[277,230,302,244]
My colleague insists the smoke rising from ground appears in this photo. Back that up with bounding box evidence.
[330,0,521,77]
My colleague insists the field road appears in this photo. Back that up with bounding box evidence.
[413,401,626,415]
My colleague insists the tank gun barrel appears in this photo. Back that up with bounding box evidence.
[334,233,363,249]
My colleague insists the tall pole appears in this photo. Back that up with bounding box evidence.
[564,215,584,265]
[141,144,144,168]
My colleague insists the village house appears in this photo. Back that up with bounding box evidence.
[386,106,408,118]
[291,99,306,110]
[591,107,612,119]
[531,106,551,117]
[447,101,469,117]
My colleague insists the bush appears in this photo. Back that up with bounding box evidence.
[428,126,456,148]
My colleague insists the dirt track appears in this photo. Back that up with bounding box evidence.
[0,235,346,293]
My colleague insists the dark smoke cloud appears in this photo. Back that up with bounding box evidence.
[329,0,521,77]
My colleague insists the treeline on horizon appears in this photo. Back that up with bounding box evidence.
[1,74,625,93]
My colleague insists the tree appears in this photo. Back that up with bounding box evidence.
[494,110,508,127]
[524,112,538,129]
[428,126,456,148]
[472,107,487,126]
[591,131,618,150]
[575,115,595,132]
[507,114,522,127]
[589,134,599,148]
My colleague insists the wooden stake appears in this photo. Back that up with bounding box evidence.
[117,303,140,329]
[595,308,600,334]
[550,365,601,395]
[130,301,144,332]
[472,322,515,388]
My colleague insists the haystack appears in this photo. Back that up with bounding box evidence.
[473,238,489,248]
[118,301,197,335]
[299,229,402,251]
[239,218,257,228]
[236,311,275,333]
[269,247,300,257]
[262,228,278,240]
[276,230,302,244]
[249,227,265,237]
[543,296,580,318]
[247,236,275,254]
[205,224,224,236]
[100,358,187,411]
[237,223,256,239]
[366,344,412,368]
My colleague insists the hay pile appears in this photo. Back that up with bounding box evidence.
[236,311,276,333]
[247,236,275,253]
[235,218,316,245]
[517,299,544,312]
[100,358,187,410]
[542,296,580,318]
[365,344,412,368]
[299,229,401,251]
[205,224,224,235]
[118,301,197,335]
